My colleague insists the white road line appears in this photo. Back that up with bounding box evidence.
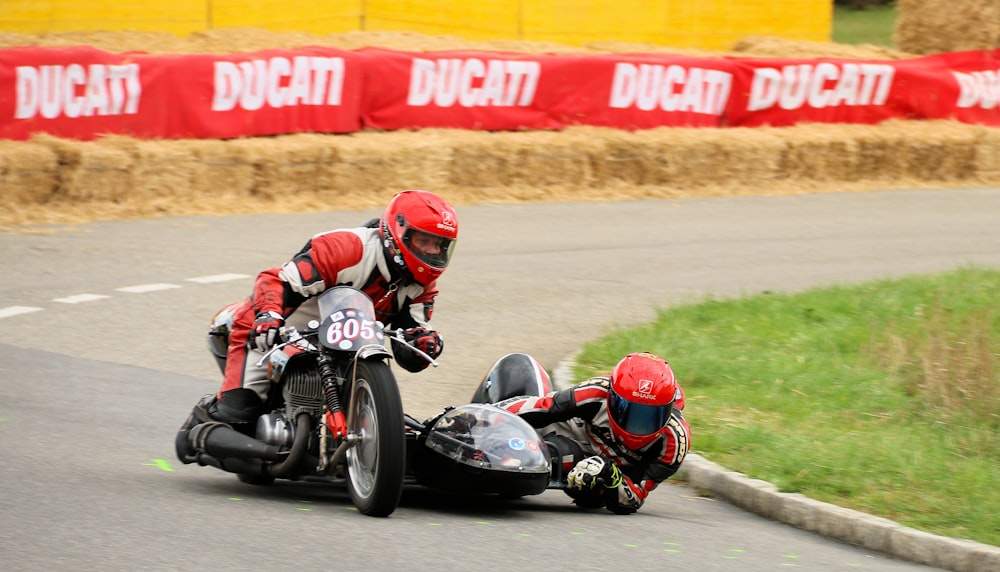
[186,273,251,284]
[0,306,45,319]
[116,283,182,294]
[53,294,112,304]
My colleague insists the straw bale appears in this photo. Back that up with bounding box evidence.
[973,127,1000,181]
[7,28,931,59]
[665,127,786,187]
[465,129,597,190]
[0,140,59,205]
[32,135,132,203]
[777,124,862,181]
[449,132,514,188]
[0,32,38,49]
[236,134,336,201]
[732,36,912,60]
[184,28,327,54]
[718,128,787,186]
[585,41,726,57]
[325,130,453,207]
[895,0,1000,55]
[896,121,983,181]
[588,128,666,187]
[842,123,909,181]
[103,137,199,207]
[27,30,188,54]
[186,138,257,198]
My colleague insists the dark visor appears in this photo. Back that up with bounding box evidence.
[609,392,672,436]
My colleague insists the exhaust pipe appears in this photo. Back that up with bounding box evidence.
[183,413,314,479]
[196,455,266,476]
[190,422,283,462]
[270,412,312,478]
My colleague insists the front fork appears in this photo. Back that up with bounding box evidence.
[316,351,356,473]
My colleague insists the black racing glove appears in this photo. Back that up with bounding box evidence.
[403,327,443,358]
[252,310,284,351]
[566,455,622,490]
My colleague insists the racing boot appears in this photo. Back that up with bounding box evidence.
[175,394,217,464]
[175,389,267,464]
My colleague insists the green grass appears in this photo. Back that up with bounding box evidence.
[833,4,899,47]
[572,267,999,546]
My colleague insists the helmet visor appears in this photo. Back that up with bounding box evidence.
[609,392,673,437]
[403,229,456,269]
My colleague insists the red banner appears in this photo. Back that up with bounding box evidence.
[723,56,910,127]
[359,48,562,131]
[0,45,998,140]
[0,45,364,140]
[360,48,736,130]
[723,50,1000,127]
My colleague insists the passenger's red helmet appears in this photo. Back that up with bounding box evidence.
[607,352,678,450]
[380,190,458,286]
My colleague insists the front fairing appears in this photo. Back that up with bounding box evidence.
[423,404,550,475]
[316,286,385,352]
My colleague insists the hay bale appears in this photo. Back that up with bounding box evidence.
[777,124,862,181]
[491,129,597,188]
[326,130,453,205]
[720,128,788,185]
[184,27,326,54]
[449,132,514,188]
[896,121,983,181]
[973,126,1000,182]
[588,128,665,186]
[106,137,199,208]
[0,32,38,49]
[644,128,726,187]
[31,30,188,54]
[895,0,1000,55]
[187,138,257,198]
[239,133,336,200]
[669,127,786,187]
[33,134,133,203]
[0,140,59,205]
[732,36,912,60]
[844,123,910,182]
[444,128,603,201]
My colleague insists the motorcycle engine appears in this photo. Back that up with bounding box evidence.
[256,412,295,447]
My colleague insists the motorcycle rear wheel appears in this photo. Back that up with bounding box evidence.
[345,360,405,517]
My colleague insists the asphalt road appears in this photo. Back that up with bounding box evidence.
[2,187,998,571]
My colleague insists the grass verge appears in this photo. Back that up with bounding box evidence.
[572,267,999,546]
[833,4,899,47]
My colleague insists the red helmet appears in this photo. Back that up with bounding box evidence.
[380,190,458,286]
[607,352,678,450]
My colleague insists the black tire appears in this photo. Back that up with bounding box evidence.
[345,360,406,517]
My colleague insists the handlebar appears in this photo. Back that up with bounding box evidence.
[254,324,439,368]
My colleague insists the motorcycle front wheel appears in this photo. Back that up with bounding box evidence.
[345,359,406,517]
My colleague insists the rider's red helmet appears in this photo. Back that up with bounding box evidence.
[607,352,678,450]
[380,190,458,286]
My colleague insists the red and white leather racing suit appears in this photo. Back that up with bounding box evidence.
[220,226,438,403]
[500,376,691,514]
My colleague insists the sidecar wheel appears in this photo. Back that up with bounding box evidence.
[345,360,405,517]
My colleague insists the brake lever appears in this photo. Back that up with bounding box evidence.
[254,326,314,367]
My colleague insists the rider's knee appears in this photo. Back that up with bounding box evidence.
[210,388,264,423]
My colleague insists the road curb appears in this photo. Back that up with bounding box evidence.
[552,352,1000,572]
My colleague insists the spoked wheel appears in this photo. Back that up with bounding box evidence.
[345,360,406,517]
